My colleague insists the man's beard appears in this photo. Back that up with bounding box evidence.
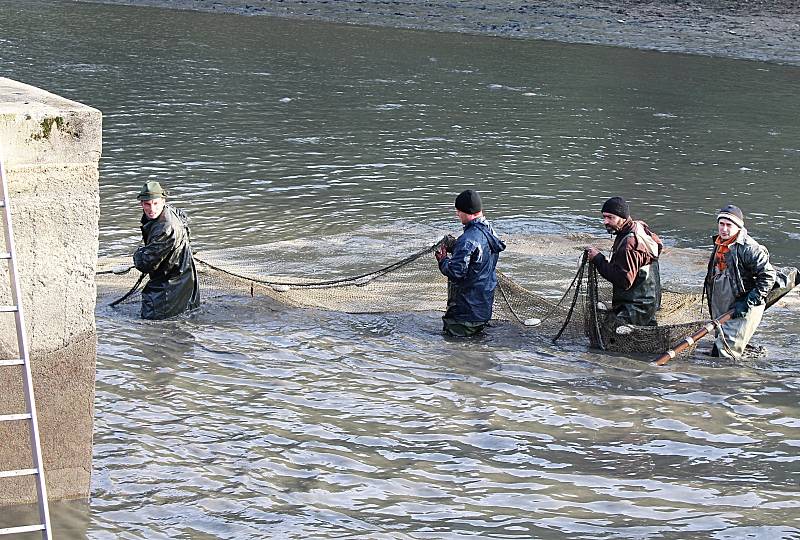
[604,225,618,235]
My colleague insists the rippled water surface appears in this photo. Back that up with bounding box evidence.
[1,0,800,538]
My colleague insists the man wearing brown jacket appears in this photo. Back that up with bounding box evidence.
[585,196,663,326]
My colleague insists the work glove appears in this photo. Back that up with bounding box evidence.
[434,245,447,263]
[441,234,457,253]
[745,288,763,307]
[733,289,763,318]
[732,298,750,319]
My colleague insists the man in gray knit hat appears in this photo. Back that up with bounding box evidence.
[704,204,776,358]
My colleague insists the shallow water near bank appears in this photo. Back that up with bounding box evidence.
[2,0,800,538]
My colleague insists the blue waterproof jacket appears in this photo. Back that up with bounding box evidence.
[438,217,506,323]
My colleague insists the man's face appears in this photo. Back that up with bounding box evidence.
[456,209,471,225]
[141,197,165,220]
[718,218,740,240]
[602,212,626,234]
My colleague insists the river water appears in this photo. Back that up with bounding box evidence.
[1,0,800,538]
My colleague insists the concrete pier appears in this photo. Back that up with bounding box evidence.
[0,78,101,504]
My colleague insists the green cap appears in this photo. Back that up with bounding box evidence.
[137,181,167,201]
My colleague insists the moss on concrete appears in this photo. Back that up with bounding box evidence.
[30,116,78,141]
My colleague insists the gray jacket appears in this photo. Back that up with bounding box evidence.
[705,228,776,308]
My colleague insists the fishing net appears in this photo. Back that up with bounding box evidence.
[96,236,797,360]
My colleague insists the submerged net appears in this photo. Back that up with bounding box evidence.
[96,236,796,360]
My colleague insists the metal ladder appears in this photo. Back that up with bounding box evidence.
[0,157,53,539]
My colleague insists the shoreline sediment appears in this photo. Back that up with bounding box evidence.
[79,0,800,66]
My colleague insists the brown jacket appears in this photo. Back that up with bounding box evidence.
[593,219,662,290]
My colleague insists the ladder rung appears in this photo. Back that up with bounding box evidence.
[0,524,46,536]
[0,413,32,422]
[0,253,10,260]
[0,359,23,367]
[0,468,38,479]
[0,306,18,312]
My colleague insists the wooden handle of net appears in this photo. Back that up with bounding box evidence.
[654,310,734,366]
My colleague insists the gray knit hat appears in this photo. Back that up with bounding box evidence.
[717,204,744,228]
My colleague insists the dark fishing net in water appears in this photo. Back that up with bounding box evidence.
[97,242,449,315]
[96,238,796,359]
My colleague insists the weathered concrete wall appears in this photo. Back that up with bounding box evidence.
[0,78,101,505]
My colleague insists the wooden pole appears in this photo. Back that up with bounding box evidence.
[654,268,798,366]
[654,310,733,366]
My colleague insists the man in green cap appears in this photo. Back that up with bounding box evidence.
[132,181,200,319]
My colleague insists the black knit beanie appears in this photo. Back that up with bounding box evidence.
[455,189,482,214]
[717,204,744,228]
[601,196,630,219]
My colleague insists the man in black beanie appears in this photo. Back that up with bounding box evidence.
[435,189,506,337]
[585,196,663,326]
[704,204,776,358]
